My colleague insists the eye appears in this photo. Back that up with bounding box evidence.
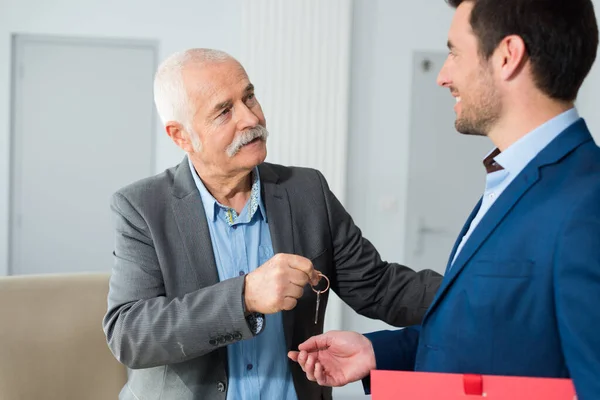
[245,93,257,105]
[219,107,232,118]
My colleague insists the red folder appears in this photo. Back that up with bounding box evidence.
[371,370,576,399]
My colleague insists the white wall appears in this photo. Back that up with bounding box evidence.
[0,0,242,275]
[344,0,454,334]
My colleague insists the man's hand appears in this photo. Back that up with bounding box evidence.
[288,331,376,387]
[244,253,320,314]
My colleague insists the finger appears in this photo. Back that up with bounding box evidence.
[305,353,317,381]
[315,362,328,386]
[283,283,304,300]
[282,297,298,311]
[309,270,320,287]
[288,351,299,362]
[285,254,318,284]
[298,334,328,352]
[287,268,311,288]
[297,350,308,370]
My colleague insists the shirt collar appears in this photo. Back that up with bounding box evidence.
[487,108,580,175]
[187,157,266,223]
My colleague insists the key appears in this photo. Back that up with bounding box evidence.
[311,273,330,325]
[314,290,321,325]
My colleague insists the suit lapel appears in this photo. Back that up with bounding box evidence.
[259,164,295,258]
[171,157,219,287]
[448,168,538,268]
[424,119,593,320]
[444,198,482,274]
[259,164,296,349]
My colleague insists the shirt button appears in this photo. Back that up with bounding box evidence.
[489,192,496,199]
[239,271,245,276]
[246,364,253,371]
[216,381,226,392]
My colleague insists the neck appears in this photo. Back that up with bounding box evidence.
[488,95,573,152]
[191,158,253,213]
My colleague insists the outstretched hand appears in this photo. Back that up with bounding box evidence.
[288,330,376,387]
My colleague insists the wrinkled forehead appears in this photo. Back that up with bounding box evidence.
[183,60,250,107]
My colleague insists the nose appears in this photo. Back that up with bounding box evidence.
[236,102,260,131]
[437,57,452,88]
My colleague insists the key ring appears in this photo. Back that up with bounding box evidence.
[311,273,330,293]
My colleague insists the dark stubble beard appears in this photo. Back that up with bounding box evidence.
[455,64,501,137]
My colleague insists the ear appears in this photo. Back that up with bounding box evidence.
[493,35,527,81]
[165,121,196,153]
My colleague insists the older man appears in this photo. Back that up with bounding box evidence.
[103,48,442,400]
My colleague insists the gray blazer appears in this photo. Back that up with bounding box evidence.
[103,158,442,400]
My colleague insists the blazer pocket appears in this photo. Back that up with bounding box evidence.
[309,248,327,263]
[472,259,535,278]
[304,249,329,297]
[309,248,329,274]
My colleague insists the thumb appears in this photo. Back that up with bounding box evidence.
[288,351,300,362]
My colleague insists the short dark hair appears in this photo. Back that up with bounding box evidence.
[447,0,599,102]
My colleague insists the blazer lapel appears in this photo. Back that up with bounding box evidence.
[171,157,219,287]
[259,164,295,258]
[449,168,539,269]
[444,198,482,274]
[259,163,296,349]
[424,119,593,320]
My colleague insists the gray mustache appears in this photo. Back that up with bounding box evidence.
[226,126,269,157]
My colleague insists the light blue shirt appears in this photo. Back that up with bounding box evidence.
[451,108,580,267]
[188,158,298,400]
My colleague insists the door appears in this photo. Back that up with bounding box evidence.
[404,51,490,275]
[10,35,157,275]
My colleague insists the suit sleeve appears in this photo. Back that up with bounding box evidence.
[361,327,421,394]
[316,170,443,326]
[103,192,262,369]
[554,185,600,400]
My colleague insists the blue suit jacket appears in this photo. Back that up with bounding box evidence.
[367,120,600,400]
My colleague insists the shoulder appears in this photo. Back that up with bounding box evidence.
[259,162,328,190]
[111,163,181,213]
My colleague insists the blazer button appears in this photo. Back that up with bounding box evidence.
[234,332,242,340]
[217,381,226,392]
[224,334,234,342]
[209,339,217,346]
[217,336,226,345]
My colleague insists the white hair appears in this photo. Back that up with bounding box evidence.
[153,48,233,129]
[226,125,269,157]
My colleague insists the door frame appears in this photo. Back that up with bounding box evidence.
[8,33,159,275]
